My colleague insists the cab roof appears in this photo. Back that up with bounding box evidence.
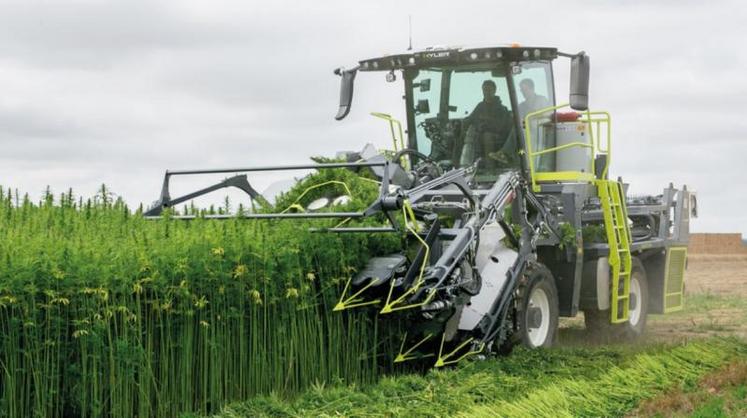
[358,45,558,72]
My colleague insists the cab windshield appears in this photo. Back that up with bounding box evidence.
[406,62,554,177]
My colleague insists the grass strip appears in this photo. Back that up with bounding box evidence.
[464,337,746,418]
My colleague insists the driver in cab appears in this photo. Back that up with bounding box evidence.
[460,80,513,169]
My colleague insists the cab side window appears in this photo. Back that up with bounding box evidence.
[412,70,442,157]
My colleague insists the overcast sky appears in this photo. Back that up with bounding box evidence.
[0,0,745,234]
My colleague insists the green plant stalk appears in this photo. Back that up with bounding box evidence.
[0,169,402,417]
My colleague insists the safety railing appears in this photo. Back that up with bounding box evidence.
[371,112,411,170]
[370,112,406,152]
[523,103,611,192]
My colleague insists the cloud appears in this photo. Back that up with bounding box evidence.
[0,0,745,236]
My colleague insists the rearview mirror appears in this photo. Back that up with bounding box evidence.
[570,53,590,111]
[414,79,431,92]
[334,66,359,120]
[419,78,431,92]
[416,99,430,114]
[690,193,698,218]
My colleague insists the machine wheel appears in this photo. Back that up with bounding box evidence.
[498,263,559,353]
[585,258,649,339]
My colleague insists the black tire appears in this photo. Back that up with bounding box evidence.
[585,258,649,340]
[499,263,559,352]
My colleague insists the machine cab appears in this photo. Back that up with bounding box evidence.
[402,50,555,176]
[344,46,559,179]
[336,45,595,187]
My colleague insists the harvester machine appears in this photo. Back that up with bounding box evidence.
[146,45,698,367]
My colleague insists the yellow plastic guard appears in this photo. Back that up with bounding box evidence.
[663,247,687,313]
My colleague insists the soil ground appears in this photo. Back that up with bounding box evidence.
[641,253,747,342]
[683,254,747,297]
[628,360,747,418]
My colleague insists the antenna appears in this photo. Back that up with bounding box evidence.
[408,15,413,50]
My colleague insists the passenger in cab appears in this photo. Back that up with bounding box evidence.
[518,78,551,121]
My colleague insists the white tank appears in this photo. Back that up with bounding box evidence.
[552,122,592,173]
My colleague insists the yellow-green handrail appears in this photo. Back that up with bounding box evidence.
[580,111,612,179]
[371,112,411,170]
[523,103,612,192]
[370,112,406,152]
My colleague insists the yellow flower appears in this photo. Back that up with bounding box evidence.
[233,264,249,279]
[285,288,299,299]
[0,295,17,307]
[194,296,209,309]
[211,247,225,257]
[249,290,263,305]
[52,267,65,280]
[306,272,316,282]
[72,329,89,339]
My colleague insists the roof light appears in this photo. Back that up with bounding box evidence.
[484,51,491,59]
[332,195,352,206]
[522,50,529,58]
[408,57,415,65]
[307,197,330,211]
[469,52,478,60]
[534,49,541,58]
[496,50,503,58]
[372,61,379,69]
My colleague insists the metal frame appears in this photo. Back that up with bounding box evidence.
[144,161,408,232]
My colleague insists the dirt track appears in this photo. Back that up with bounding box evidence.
[645,254,747,341]
[683,254,747,297]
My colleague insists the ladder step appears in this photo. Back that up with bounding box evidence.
[598,180,632,324]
